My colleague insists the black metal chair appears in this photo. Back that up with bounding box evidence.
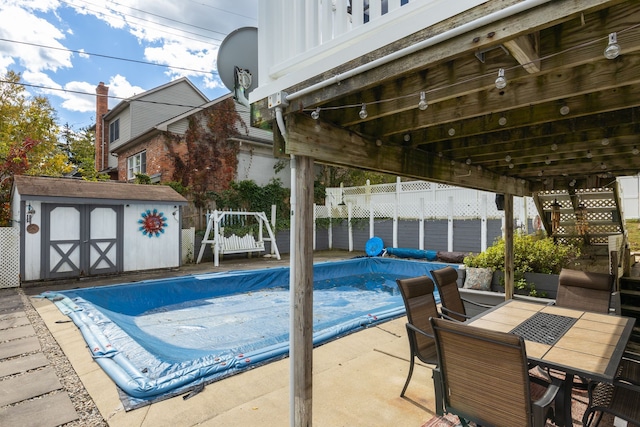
[396,275,444,414]
[430,266,493,322]
[430,317,561,427]
[583,353,640,426]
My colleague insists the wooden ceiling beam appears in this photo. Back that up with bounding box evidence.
[284,113,529,196]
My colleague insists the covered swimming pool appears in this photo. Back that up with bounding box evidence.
[42,257,451,409]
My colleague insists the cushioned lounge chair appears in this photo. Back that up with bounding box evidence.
[430,317,561,427]
[396,276,444,414]
[583,353,640,426]
[430,266,493,322]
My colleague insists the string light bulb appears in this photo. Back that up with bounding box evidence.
[418,92,428,110]
[633,146,639,155]
[560,104,570,115]
[604,32,621,60]
[311,107,320,120]
[359,103,368,119]
[495,68,507,89]
[586,150,592,159]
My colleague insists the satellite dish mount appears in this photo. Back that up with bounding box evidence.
[217,27,259,108]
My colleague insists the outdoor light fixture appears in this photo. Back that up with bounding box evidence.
[26,203,35,224]
[551,199,561,235]
[495,68,507,89]
[575,199,588,235]
[311,107,320,120]
[604,32,621,59]
[418,92,428,110]
[359,103,368,119]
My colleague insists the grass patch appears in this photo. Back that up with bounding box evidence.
[626,219,640,252]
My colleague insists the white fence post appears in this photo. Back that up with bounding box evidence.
[348,203,353,252]
[419,198,425,250]
[447,196,454,252]
[481,194,488,252]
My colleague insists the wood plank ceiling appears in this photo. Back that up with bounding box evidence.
[253,0,640,199]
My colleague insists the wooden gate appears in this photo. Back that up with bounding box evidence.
[42,204,123,279]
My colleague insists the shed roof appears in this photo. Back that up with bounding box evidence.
[12,175,187,205]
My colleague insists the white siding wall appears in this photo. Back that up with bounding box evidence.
[122,203,181,271]
[236,143,291,187]
[22,200,43,281]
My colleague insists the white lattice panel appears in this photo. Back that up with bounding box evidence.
[0,227,20,288]
[181,227,195,264]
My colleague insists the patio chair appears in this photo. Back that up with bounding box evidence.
[555,268,616,314]
[583,353,640,426]
[430,317,561,427]
[395,276,444,414]
[430,266,493,322]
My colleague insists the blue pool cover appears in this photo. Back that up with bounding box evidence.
[41,257,450,409]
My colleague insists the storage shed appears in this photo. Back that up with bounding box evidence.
[11,175,187,282]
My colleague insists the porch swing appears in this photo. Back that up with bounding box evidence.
[196,209,281,266]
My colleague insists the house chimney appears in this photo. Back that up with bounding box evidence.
[95,82,109,171]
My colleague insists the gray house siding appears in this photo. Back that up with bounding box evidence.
[108,108,131,157]
[129,82,206,138]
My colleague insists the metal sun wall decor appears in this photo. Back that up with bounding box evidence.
[138,209,168,238]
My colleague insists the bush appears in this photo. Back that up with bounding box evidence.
[463,233,580,275]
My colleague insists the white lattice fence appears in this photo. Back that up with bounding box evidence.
[0,227,20,288]
[181,227,195,264]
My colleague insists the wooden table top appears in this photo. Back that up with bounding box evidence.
[468,300,636,382]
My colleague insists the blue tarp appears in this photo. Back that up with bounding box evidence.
[41,257,451,409]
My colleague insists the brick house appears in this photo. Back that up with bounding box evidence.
[94,78,289,226]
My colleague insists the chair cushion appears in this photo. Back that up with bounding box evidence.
[463,267,493,291]
[559,269,613,291]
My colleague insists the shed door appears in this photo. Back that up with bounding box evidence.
[43,204,123,279]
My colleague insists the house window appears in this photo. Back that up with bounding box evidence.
[127,151,146,180]
[109,119,120,143]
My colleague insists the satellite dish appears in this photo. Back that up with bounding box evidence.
[217,27,259,106]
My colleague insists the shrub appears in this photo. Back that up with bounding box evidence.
[463,233,580,275]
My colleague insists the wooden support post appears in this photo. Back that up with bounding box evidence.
[504,193,514,300]
[291,155,314,427]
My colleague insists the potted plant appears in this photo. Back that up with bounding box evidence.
[463,233,581,298]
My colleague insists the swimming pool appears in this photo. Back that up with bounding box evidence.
[42,257,450,409]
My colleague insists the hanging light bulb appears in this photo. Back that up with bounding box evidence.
[498,115,507,126]
[508,163,514,169]
[604,32,621,60]
[505,154,512,163]
[495,68,507,89]
[560,105,570,116]
[551,143,558,151]
[418,92,428,111]
[601,137,610,146]
[545,156,551,165]
[311,107,320,120]
[448,128,455,136]
[586,150,593,159]
[633,146,639,155]
[359,103,368,119]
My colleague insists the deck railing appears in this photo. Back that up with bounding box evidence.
[252,0,488,101]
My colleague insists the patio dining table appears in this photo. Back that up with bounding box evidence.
[467,299,635,427]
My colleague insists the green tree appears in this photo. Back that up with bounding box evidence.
[0,70,71,225]
[64,125,107,181]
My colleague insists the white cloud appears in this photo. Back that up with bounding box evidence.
[0,5,72,72]
[107,74,145,104]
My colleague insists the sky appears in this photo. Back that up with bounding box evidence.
[0,0,257,132]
